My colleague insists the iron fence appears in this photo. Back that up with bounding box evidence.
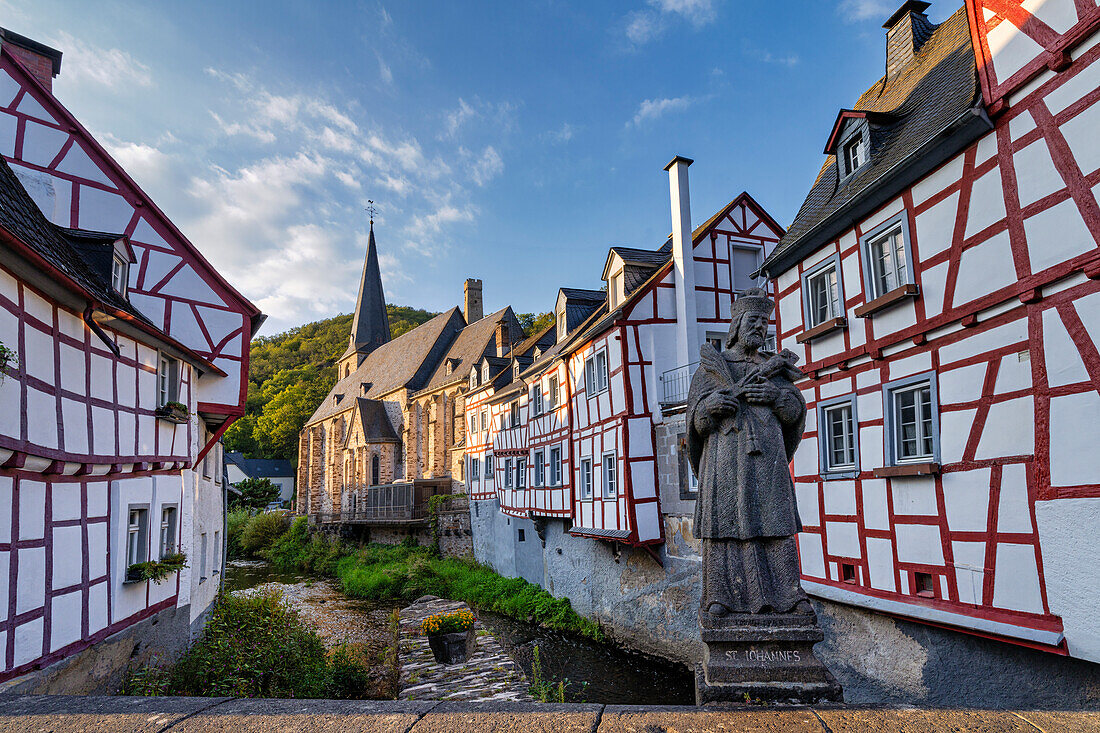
[660,361,698,405]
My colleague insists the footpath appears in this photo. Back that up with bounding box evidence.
[0,695,1095,732]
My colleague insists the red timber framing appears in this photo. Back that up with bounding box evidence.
[463,382,497,502]
[0,45,258,420]
[774,0,1100,657]
[508,361,572,519]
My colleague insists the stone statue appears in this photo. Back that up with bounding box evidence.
[687,287,842,705]
[686,287,811,619]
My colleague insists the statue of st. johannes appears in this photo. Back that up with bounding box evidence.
[686,287,812,619]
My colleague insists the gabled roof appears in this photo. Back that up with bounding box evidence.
[416,306,517,394]
[224,452,294,479]
[354,398,400,443]
[822,109,896,154]
[306,307,466,426]
[762,7,984,276]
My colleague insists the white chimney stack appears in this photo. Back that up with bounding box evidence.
[665,155,698,368]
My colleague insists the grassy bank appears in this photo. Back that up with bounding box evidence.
[234,513,604,642]
[122,590,400,699]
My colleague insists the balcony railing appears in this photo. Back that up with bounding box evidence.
[660,362,697,405]
[310,480,460,525]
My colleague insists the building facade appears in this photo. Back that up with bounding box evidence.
[0,29,257,692]
[757,0,1100,689]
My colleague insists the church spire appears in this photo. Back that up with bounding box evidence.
[348,217,391,360]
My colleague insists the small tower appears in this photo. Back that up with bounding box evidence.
[338,216,391,378]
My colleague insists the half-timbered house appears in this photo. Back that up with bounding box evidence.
[0,29,258,692]
[758,0,1100,665]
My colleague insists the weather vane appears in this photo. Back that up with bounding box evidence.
[366,200,376,225]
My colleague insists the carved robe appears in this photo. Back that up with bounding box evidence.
[687,344,808,615]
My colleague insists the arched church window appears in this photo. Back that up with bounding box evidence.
[372,454,380,486]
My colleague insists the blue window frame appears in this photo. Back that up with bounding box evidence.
[818,394,859,478]
[800,252,845,329]
[860,212,915,301]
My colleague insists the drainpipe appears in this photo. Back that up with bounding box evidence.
[665,155,697,369]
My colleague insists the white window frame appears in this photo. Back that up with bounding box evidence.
[111,253,128,296]
[127,505,149,566]
[883,373,940,465]
[557,310,567,341]
[838,120,870,180]
[818,395,859,477]
[484,454,493,487]
[532,384,543,416]
[585,349,609,396]
[516,457,526,489]
[159,505,178,558]
[480,409,488,432]
[549,446,561,486]
[602,452,617,499]
[548,375,559,409]
[482,362,489,382]
[534,450,544,486]
[580,458,593,500]
[860,213,915,301]
[510,401,520,428]
[800,254,844,329]
[470,456,480,481]
[158,353,180,406]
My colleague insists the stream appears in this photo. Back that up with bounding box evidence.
[225,561,695,705]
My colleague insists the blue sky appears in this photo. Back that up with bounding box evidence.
[4,0,959,335]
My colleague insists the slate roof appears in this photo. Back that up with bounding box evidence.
[225,452,294,479]
[354,399,400,442]
[762,7,982,275]
[306,307,466,426]
[608,246,669,268]
[0,157,151,326]
[416,307,517,394]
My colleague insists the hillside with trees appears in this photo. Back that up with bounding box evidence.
[224,306,437,461]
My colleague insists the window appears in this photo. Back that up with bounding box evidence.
[549,446,562,485]
[371,454,380,485]
[518,528,526,542]
[861,215,914,301]
[841,563,857,584]
[469,371,477,390]
[602,453,617,498]
[500,414,506,432]
[731,245,764,293]
[764,331,777,353]
[482,362,489,382]
[705,333,724,352]
[884,374,939,465]
[534,450,544,486]
[557,310,567,341]
[214,444,222,486]
[609,271,624,308]
[159,506,177,558]
[485,454,492,485]
[112,254,128,295]
[200,532,208,581]
[516,458,526,489]
[580,458,593,500]
[820,397,858,474]
[158,354,180,406]
[470,456,480,481]
[514,363,521,379]
[480,409,488,432]
[470,416,476,436]
[510,401,520,428]
[213,530,221,574]
[842,133,864,177]
[914,572,935,598]
[504,458,513,488]
[802,256,843,329]
[127,506,148,566]
[532,385,543,416]
[585,350,609,395]
[548,376,559,409]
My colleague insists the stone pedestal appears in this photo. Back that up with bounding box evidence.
[695,610,842,705]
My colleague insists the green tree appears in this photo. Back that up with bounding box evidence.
[516,312,554,337]
[232,477,280,510]
[255,379,334,460]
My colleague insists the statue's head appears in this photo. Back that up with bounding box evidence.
[726,288,774,351]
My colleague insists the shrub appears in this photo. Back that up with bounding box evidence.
[226,508,252,559]
[239,512,290,557]
[232,477,281,511]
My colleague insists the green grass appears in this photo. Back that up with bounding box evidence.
[254,516,604,641]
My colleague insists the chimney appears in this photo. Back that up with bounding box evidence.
[464,278,483,323]
[496,318,512,358]
[0,29,62,92]
[883,1,933,80]
[664,155,699,368]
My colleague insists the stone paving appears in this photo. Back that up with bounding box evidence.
[398,596,533,702]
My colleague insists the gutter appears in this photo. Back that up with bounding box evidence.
[759,104,993,278]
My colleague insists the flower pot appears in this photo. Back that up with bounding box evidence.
[427,628,476,665]
[155,404,188,424]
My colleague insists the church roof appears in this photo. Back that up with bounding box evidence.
[354,398,400,443]
[343,222,391,360]
[415,306,519,395]
[306,307,466,426]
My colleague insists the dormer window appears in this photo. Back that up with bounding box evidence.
[608,270,624,309]
[557,310,567,341]
[481,361,489,382]
[111,253,128,296]
[469,369,478,390]
[514,363,520,379]
[842,134,864,177]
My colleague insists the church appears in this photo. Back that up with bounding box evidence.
[295,222,526,530]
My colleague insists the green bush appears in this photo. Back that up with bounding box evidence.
[226,508,252,559]
[239,512,290,557]
[231,477,280,511]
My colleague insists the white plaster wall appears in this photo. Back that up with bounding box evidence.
[1036,497,1100,662]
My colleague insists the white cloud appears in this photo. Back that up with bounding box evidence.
[838,0,892,22]
[623,0,717,47]
[625,11,663,45]
[546,122,574,144]
[651,0,717,27]
[750,49,800,67]
[630,95,696,126]
[377,52,394,85]
[444,98,476,138]
[51,31,152,89]
[470,146,503,186]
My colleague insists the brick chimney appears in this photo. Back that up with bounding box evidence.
[464,278,483,324]
[883,1,933,80]
[0,29,62,92]
[496,318,512,358]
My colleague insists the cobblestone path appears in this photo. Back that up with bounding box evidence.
[398,596,533,702]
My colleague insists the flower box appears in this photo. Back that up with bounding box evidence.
[155,402,189,424]
[426,628,476,665]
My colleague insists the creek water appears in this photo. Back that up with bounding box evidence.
[224,561,695,705]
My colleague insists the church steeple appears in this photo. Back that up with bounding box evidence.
[341,218,390,375]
